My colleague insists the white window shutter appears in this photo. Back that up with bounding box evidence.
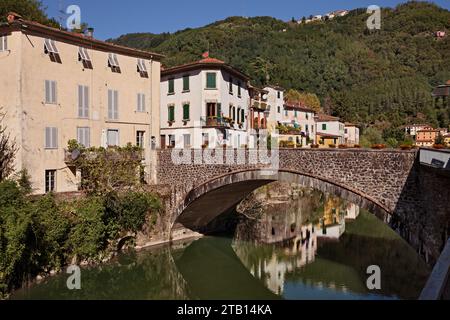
[84,86,89,118]
[114,90,119,119]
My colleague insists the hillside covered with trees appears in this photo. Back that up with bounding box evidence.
[110,1,450,140]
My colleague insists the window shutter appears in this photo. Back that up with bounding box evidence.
[45,80,50,103]
[114,90,118,119]
[78,85,83,117]
[183,104,189,120]
[84,86,89,117]
[108,90,113,119]
[217,103,221,117]
[45,127,50,148]
[52,128,58,148]
[51,81,56,103]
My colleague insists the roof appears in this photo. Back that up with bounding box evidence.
[417,129,440,133]
[344,122,357,127]
[161,55,250,81]
[315,114,341,122]
[316,132,342,138]
[265,84,285,91]
[1,13,163,60]
[432,83,450,97]
[284,101,315,113]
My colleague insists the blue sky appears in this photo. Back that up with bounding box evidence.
[41,0,450,40]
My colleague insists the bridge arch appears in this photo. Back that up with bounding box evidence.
[172,169,392,233]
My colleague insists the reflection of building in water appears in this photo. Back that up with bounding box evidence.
[345,202,360,220]
[233,223,318,295]
[235,182,362,295]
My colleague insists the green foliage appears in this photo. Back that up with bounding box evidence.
[0,0,59,27]
[110,2,450,129]
[0,179,161,296]
[68,142,145,196]
[360,127,385,147]
[435,133,445,145]
[68,197,107,260]
[285,89,322,113]
[386,137,399,148]
[0,108,17,182]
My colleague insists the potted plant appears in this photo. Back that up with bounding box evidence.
[338,144,348,149]
[329,144,336,149]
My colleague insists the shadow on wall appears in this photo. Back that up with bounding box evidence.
[391,155,450,266]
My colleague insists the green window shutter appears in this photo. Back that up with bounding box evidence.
[238,82,241,97]
[322,124,327,131]
[183,104,190,120]
[168,79,174,94]
[206,73,216,89]
[217,103,222,117]
[183,75,189,91]
[168,106,174,121]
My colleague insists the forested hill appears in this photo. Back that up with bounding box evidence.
[109,1,450,133]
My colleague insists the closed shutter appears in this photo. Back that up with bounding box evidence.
[108,90,113,119]
[45,127,58,149]
[114,91,119,119]
[183,104,189,120]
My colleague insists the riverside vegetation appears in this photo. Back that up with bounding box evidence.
[0,138,161,299]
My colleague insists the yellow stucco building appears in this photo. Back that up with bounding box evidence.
[0,13,162,194]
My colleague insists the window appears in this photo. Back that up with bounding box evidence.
[45,80,57,104]
[183,134,191,148]
[168,105,175,122]
[345,129,348,134]
[137,93,146,112]
[78,47,92,69]
[77,127,90,148]
[78,85,89,118]
[45,170,56,193]
[183,75,190,91]
[202,133,209,146]
[107,129,119,147]
[136,131,145,148]
[237,81,241,97]
[168,135,175,147]
[277,106,281,113]
[44,38,61,63]
[306,124,309,132]
[108,53,121,73]
[206,72,216,89]
[277,91,281,99]
[168,78,175,94]
[108,89,119,120]
[241,109,245,123]
[294,110,298,117]
[183,104,190,121]
[322,124,327,131]
[237,108,240,123]
[137,59,148,77]
[233,107,236,121]
[285,110,288,116]
[0,36,7,51]
[229,77,233,94]
[45,127,58,149]
[306,113,309,120]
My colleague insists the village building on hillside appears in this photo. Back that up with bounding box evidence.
[315,114,345,147]
[264,85,285,133]
[404,124,433,140]
[278,101,316,148]
[160,54,251,149]
[415,128,440,147]
[0,13,162,194]
[344,123,360,146]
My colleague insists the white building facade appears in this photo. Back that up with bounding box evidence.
[160,56,250,149]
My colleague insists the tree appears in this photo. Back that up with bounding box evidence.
[0,0,58,27]
[285,89,322,113]
[435,133,445,145]
[0,109,17,182]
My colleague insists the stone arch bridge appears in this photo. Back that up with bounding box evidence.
[145,148,450,265]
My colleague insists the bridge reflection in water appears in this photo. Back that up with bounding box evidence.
[12,183,430,300]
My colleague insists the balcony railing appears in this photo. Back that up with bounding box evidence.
[200,116,231,128]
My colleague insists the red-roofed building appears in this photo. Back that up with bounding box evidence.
[160,53,251,148]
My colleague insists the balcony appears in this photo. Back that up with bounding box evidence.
[200,116,231,128]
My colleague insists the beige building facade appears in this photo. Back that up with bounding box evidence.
[0,14,162,194]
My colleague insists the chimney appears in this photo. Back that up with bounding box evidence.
[85,27,94,38]
[7,12,23,23]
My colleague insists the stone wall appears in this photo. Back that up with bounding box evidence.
[153,148,450,265]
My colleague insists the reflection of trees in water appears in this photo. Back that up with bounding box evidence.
[233,182,429,300]
[13,246,191,300]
